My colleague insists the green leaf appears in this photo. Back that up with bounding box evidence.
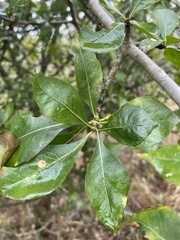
[153,9,179,39]
[130,0,160,17]
[102,106,157,146]
[79,24,125,53]
[125,97,180,150]
[174,110,180,131]
[0,2,9,14]
[138,145,180,185]
[166,36,180,45]
[0,136,88,200]
[106,142,123,158]
[102,0,125,19]
[33,74,89,126]
[164,47,180,68]
[131,21,159,39]
[70,0,86,10]
[9,0,29,10]
[85,133,130,233]
[5,111,68,167]
[0,103,14,125]
[139,39,164,52]
[122,206,180,240]
[40,25,52,42]
[50,126,85,144]
[72,46,102,116]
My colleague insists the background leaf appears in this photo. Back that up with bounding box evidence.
[70,0,86,10]
[0,136,88,200]
[40,25,52,42]
[85,133,130,233]
[0,103,14,126]
[153,9,179,39]
[122,206,180,240]
[102,0,125,18]
[0,131,19,169]
[138,145,180,185]
[102,106,157,146]
[33,74,89,126]
[9,0,29,10]
[106,142,123,158]
[72,46,102,116]
[79,24,125,53]
[6,111,68,166]
[164,47,180,68]
[166,36,180,45]
[130,0,160,16]
[131,21,159,39]
[125,97,180,150]
[139,39,163,52]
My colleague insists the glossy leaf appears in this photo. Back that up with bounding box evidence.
[153,9,179,39]
[125,97,180,149]
[130,0,160,16]
[72,46,102,116]
[102,106,157,146]
[0,136,88,200]
[0,131,19,169]
[33,74,89,126]
[79,24,125,53]
[121,206,180,240]
[6,111,68,166]
[164,47,180,68]
[138,145,180,185]
[85,133,130,233]
[131,21,159,39]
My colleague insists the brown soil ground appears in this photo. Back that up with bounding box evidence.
[0,132,179,240]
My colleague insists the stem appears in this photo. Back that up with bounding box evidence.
[126,45,180,107]
[96,49,126,116]
[85,0,114,29]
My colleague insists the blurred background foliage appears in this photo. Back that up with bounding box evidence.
[0,0,180,132]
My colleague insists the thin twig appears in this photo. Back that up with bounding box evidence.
[96,49,126,116]
[0,217,53,238]
[84,0,113,29]
[0,16,72,26]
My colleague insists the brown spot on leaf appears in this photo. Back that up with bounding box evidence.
[38,160,47,168]
[0,131,19,169]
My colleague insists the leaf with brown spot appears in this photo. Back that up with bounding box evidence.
[0,131,19,169]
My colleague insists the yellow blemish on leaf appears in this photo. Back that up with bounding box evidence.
[14,161,19,167]
[38,160,47,168]
[122,196,127,206]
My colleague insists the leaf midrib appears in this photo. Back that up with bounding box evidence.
[19,123,63,140]
[97,133,111,213]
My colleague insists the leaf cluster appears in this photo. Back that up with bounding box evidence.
[0,0,180,238]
